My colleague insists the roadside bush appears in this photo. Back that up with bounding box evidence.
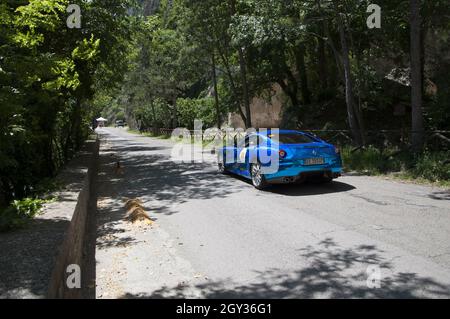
[0,198,46,232]
[342,146,450,185]
[341,146,386,174]
[411,152,450,182]
[177,98,216,129]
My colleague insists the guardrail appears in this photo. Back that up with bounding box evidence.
[140,127,450,150]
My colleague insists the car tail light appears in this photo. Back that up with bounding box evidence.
[279,150,287,159]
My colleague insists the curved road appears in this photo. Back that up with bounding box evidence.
[95,127,450,299]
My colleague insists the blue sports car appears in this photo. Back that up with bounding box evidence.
[217,130,343,190]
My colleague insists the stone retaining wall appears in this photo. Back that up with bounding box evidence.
[47,139,99,299]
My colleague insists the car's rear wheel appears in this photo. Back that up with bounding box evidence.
[320,176,333,183]
[218,162,227,174]
[251,163,268,190]
[310,173,333,184]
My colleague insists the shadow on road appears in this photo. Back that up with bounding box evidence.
[117,238,450,299]
[0,218,70,298]
[95,131,450,299]
[98,145,245,216]
[111,145,170,153]
[227,173,356,196]
[429,191,450,201]
[267,181,356,196]
[96,133,357,252]
[95,135,248,252]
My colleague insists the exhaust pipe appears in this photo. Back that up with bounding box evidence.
[283,177,295,183]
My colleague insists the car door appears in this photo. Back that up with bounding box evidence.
[237,135,259,177]
[235,136,247,174]
[221,135,238,171]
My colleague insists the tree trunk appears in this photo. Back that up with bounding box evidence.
[296,44,311,105]
[318,37,328,91]
[324,21,343,86]
[316,0,328,91]
[229,0,252,128]
[211,52,221,129]
[277,79,300,112]
[147,91,158,134]
[0,180,10,208]
[335,7,363,146]
[64,99,82,160]
[217,48,247,126]
[237,48,252,128]
[410,0,424,153]
[215,26,248,127]
[74,98,83,150]
[172,96,178,129]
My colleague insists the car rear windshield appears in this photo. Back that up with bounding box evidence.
[270,133,316,145]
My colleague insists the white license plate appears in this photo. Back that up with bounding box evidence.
[304,158,325,165]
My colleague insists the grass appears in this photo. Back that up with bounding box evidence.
[0,176,59,233]
[342,146,450,188]
[127,128,217,147]
[127,129,171,140]
[0,197,51,232]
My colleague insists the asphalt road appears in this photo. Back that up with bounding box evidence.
[95,127,450,299]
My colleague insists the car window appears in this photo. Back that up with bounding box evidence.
[237,136,247,148]
[234,135,257,148]
[269,133,316,144]
[234,135,241,147]
[246,135,261,147]
[234,134,266,148]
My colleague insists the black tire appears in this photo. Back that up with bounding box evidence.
[310,175,333,184]
[320,176,333,183]
[250,163,268,190]
[295,175,307,184]
[217,155,228,174]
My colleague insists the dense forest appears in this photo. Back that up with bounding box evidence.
[108,0,450,137]
[1,0,449,220]
[0,0,135,210]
